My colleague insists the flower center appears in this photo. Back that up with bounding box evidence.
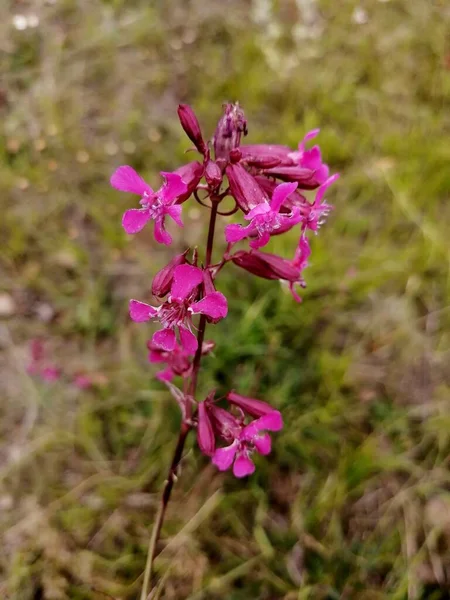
[140,191,164,218]
[254,210,281,235]
[158,299,189,329]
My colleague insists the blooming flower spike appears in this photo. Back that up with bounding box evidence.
[110,166,188,244]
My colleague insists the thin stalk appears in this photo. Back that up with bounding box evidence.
[141,196,220,600]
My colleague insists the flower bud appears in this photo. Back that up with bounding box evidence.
[151,251,189,298]
[227,391,275,418]
[263,165,320,189]
[174,161,204,204]
[213,102,247,163]
[232,250,299,282]
[225,163,267,213]
[177,104,207,155]
[207,404,241,442]
[204,160,222,190]
[197,401,215,456]
[240,144,292,162]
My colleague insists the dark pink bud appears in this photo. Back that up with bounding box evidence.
[151,251,188,298]
[244,155,281,168]
[174,161,204,204]
[197,401,215,456]
[232,250,299,282]
[204,160,222,190]
[177,104,207,155]
[240,144,292,162]
[262,165,320,189]
[225,163,267,213]
[213,102,248,163]
[227,391,275,418]
[229,148,242,163]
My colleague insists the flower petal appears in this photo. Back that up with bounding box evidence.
[129,300,157,322]
[253,433,271,455]
[270,182,298,212]
[159,172,188,203]
[212,443,238,471]
[154,218,172,245]
[190,292,228,320]
[156,367,175,382]
[250,231,271,249]
[165,204,184,227]
[246,203,271,220]
[170,264,204,301]
[255,411,283,432]
[111,166,153,195]
[179,327,198,355]
[152,328,177,351]
[233,453,255,478]
[225,223,254,244]
[122,208,151,234]
[315,173,339,205]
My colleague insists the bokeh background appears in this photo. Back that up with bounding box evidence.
[1,0,450,598]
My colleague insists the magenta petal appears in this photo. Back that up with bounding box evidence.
[129,300,157,322]
[122,208,151,234]
[170,264,204,301]
[233,453,255,478]
[250,231,271,249]
[190,292,228,320]
[225,223,253,244]
[152,328,176,351]
[148,349,166,364]
[246,203,271,220]
[253,433,272,456]
[179,327,198,354]
[159,172,188,203]
[212,443,238,471]
[255,411,283,432]
[156,367,175,382]
[270,182,298,212]
[165,204,184,227]
[111,166,153,195]
[154,219,172,245]
[315,173,339,205]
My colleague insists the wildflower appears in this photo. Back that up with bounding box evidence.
[129,264,228,354]
[26,339,61,382]
[151,251,188,298]
[302,174,339,233]
[147,340,192,382]
[110,166,188,244]
[287,129,329,185]
[225,182,301,249]
[212,411,283,478]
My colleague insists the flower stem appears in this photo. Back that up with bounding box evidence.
[141,196,220,599]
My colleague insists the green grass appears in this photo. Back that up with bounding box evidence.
[1,0,450,598]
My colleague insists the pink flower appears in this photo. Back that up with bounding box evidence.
[26,339,61,383]
[287,129,329,185]
[303,174,339,233]
[147,340,192,382]
[129,264,228,354]
[225,182,301,249]
[110,166,188,244]
[212,411,283,478]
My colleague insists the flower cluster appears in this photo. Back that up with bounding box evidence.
[110,103,338,477]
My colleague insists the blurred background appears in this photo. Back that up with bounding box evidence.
[1,0,450,598]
